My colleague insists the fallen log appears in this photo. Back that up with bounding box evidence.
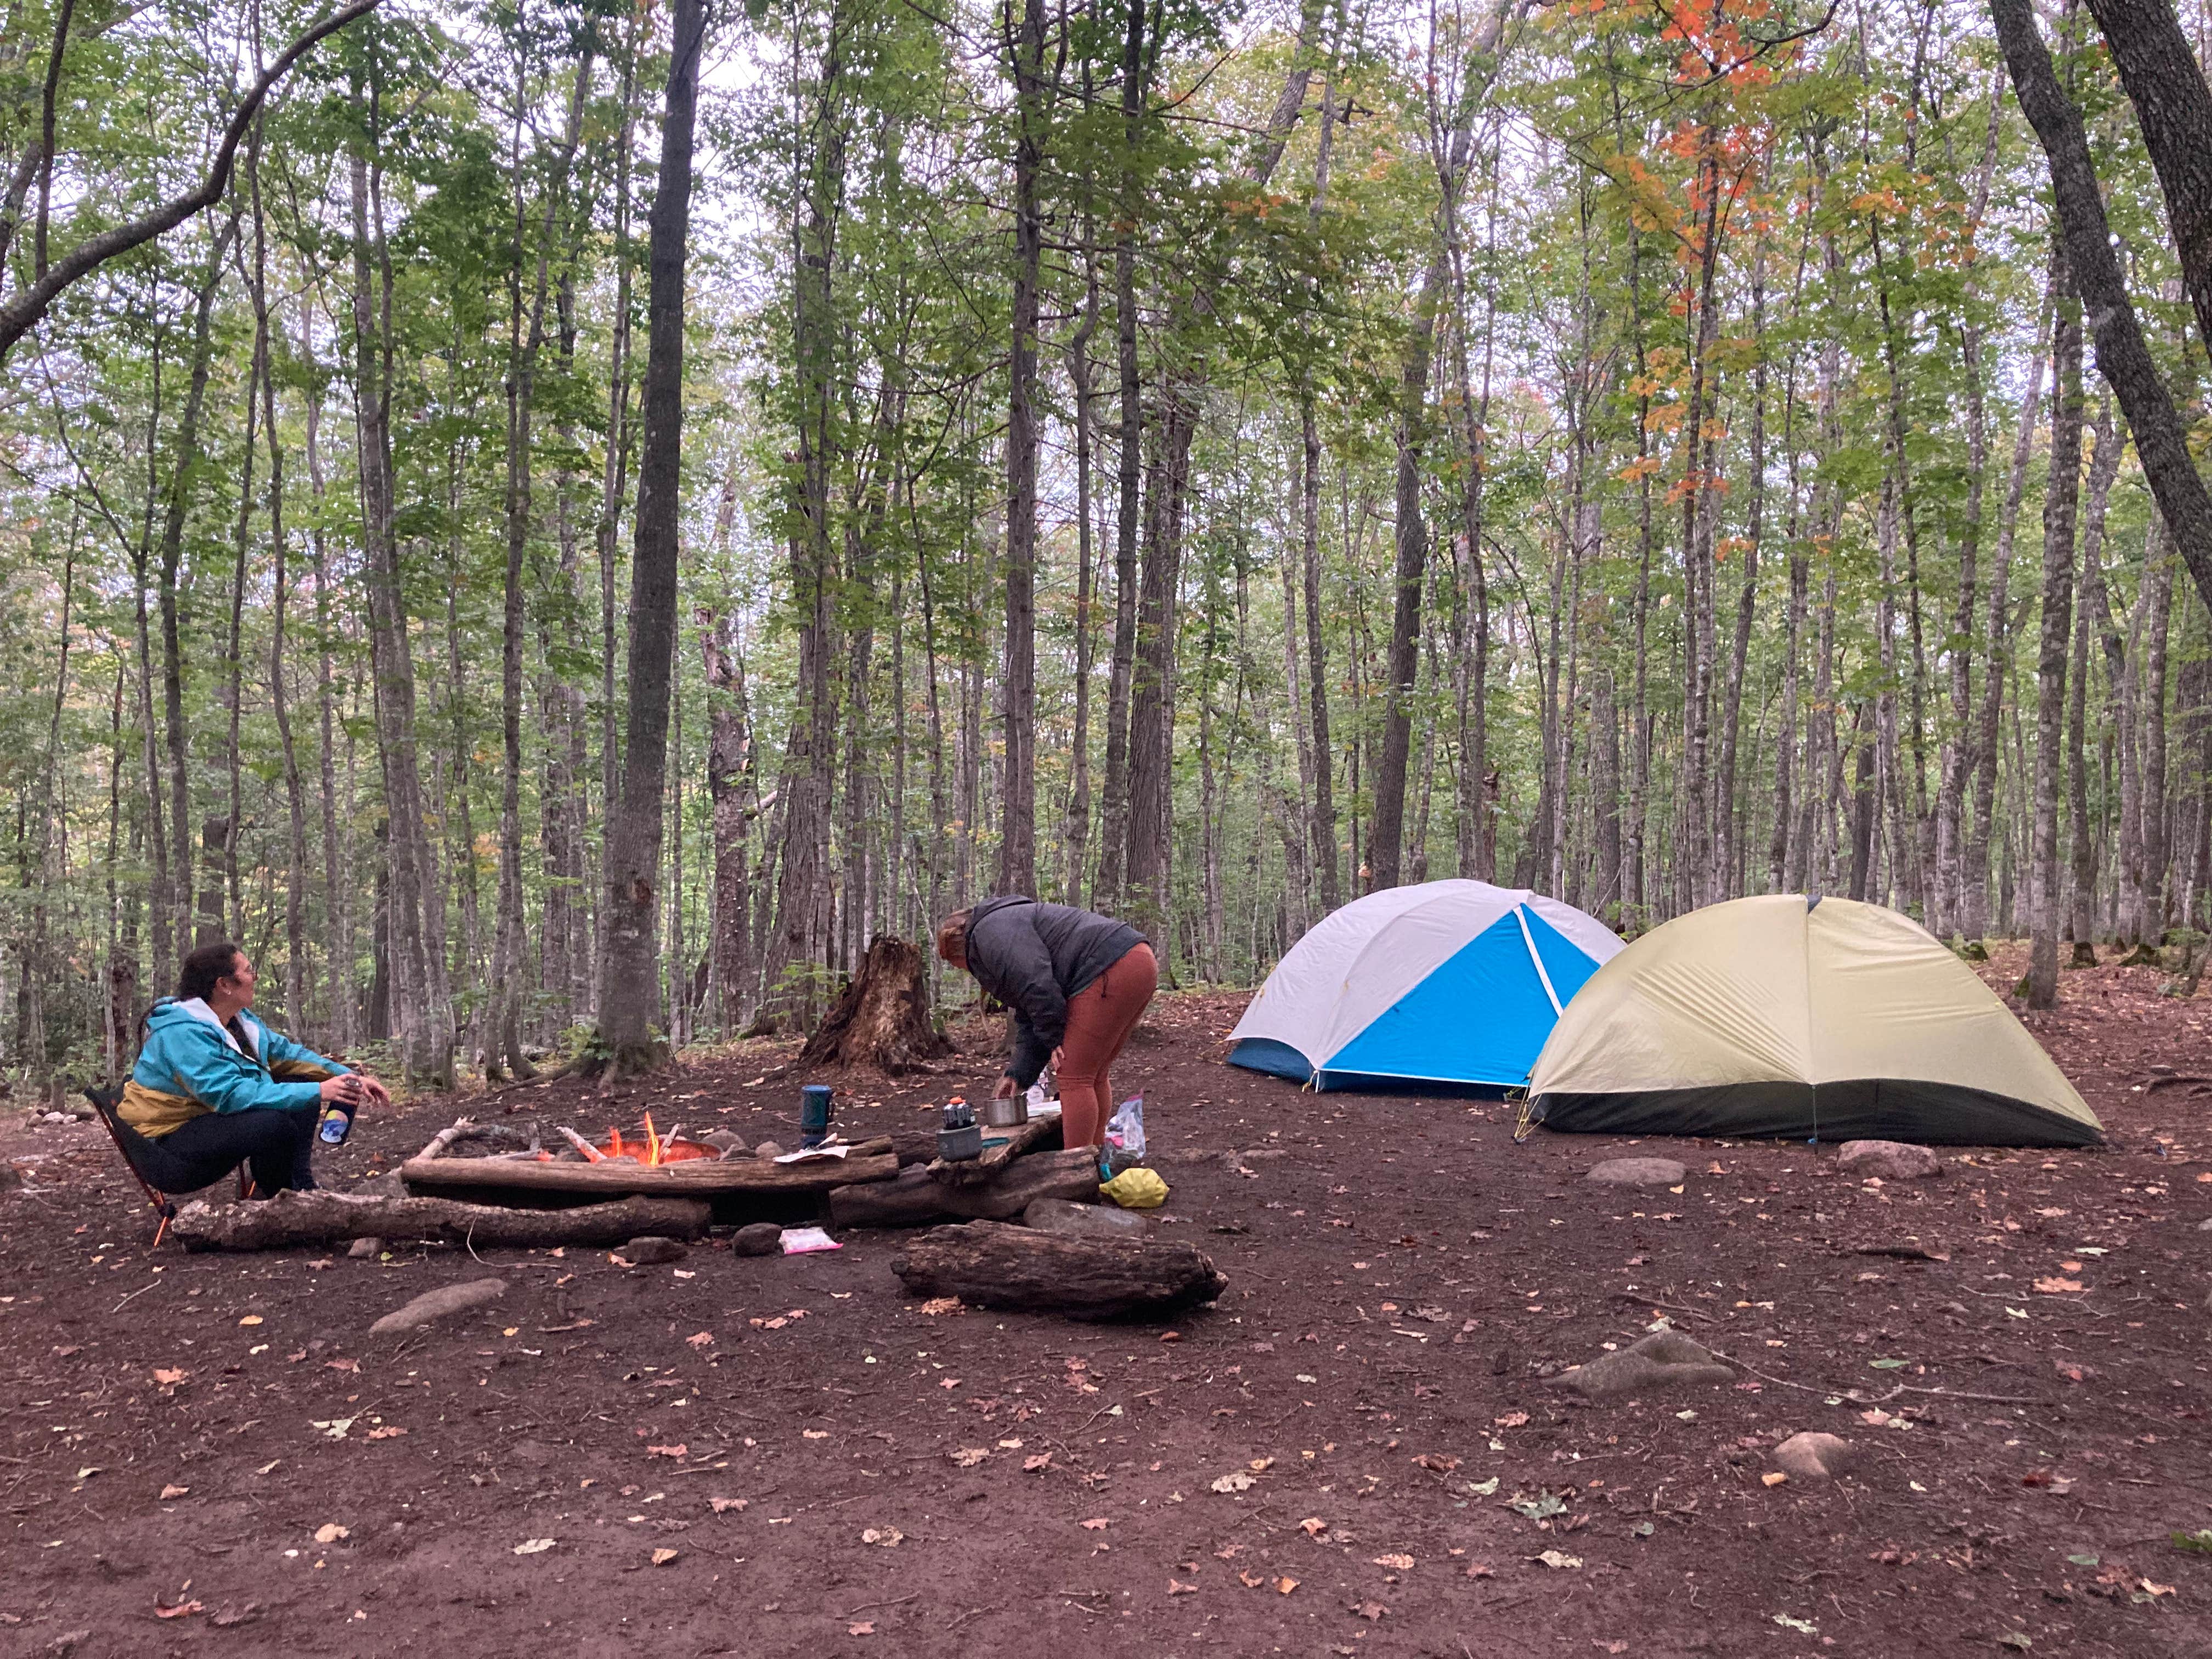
[828,1145,1099,1228]
[890,1217,1226,1319]
[926,1111,1063,1189]
[172,1189,713,1252]
[400,1137,896,1199]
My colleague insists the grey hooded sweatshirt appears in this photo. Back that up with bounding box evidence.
[962,896,1146,1087]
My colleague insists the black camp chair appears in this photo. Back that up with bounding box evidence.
[84,1084,252,1248]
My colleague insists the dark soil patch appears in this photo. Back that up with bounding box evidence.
[3,948,2209,1656]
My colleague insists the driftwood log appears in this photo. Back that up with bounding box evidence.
[828,1146,1099,1228]
[172,1189,713,1251]
[926,1111,1063,1188]
[413,1118,533,1161]
[795,934,953,1074]
[399,1138,897,1199]
[890,1218,1226,1319]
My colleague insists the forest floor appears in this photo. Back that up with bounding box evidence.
[3,944,2210,1658]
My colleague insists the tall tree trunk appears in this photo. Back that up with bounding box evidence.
[1965,287,2052,944]
[594,0,702,1075]
[701,605,753,1032]
[351,63,448,1083]
[767,25,846,1025]
[1094,0,1146,914]
[2068,393,2124,958]
[247,116,310,1031]
[1994,0,2212,615]
[997,0,1047,896]
[157,217,236,954]
[2027,244,2086,1010]
[1062,251,1098,907]
[1299,392,1339,910]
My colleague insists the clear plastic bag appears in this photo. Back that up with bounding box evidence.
[1103,1093,1147,1170]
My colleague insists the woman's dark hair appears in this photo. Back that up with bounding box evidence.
[177,941,245,1002]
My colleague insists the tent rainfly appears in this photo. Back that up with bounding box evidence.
[1228,881,1623,1092]
[1527,894,2102,1147]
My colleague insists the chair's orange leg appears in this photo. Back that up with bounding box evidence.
[152,1212,170,1249]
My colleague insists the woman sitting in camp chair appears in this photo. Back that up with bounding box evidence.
[118,941,390,1198]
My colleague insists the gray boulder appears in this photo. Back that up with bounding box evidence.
[368,1278,507,1336]
[617,1235,687,1266]
[1836,1141,1944,1181]
[1022,1197,1152,1240]
[730,1222,783,1257]
[1771,1431,1855,1482]
[1551,1329,1733,1401]
[1585,1157,1687,1189]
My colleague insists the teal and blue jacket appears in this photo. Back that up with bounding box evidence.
[120,997,348,1139]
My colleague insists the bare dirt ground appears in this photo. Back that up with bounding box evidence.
[3,944,2210,1658]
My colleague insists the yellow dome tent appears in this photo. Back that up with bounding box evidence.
[1526,895,2102,1147]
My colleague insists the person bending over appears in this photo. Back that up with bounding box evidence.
[120,941,390,1196]
[936,897,1157,1150]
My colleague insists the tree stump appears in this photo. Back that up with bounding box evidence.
[890,1218,1226,1319]
[797,934,952,1074]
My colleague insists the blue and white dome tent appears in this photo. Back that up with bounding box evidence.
[1228,880,1625,1092]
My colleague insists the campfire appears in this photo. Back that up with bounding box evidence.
[578,1115,713,1166]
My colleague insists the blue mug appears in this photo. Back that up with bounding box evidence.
[800,1085,833,1147]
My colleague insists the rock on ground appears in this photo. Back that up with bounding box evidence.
[1585,1157,1687,1189]
[346,1235,382,1259]
[1836,1141,1945,1180]
[699,1130,747,1155]
[368,1277,507,1336]
[752,1141,787,1161]
[1022,1197,1152,1240]
[730,1222,783,1257]
[616,1235,687,1266]
[1552,1329,1734,1401]
[1772,1431,1856,1481]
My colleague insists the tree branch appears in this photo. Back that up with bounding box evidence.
[0,0,387,366]
[1990,0,2212,615]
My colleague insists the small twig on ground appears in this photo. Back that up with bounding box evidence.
[947,1605,996,1631]
[1609,1290,1709,1323]
[113,1280,162,1314]
[834,1593,921,1620]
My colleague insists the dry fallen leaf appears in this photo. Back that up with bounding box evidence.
[950,1447,990,1468]
[313,1523,349,1544]
[155,1600,204,1620]
[2033,1277,2085,1294]
[1494,1411,1530,1429]
[687,1331,714,1348]
[159,1484,189,1500]
[238,1315,263,1327]
[365,1426,408,1440]
[1248,1457,1275,1472]
[1353,1599,1387,1620]
[1023,1453,1052,1472]
[152,1368,188,1386]
[710,1497,748,1514]
[920,1296,964,1316]
[1536,1550,1583,1570]
[1300,1517,1329,1537]
[1210,1471,1256,1494]
[1080,1518,1110,1531]
[848,1623,874,1637]
[650,1548,679,1566]
[1372,1553,1414,1571]
[1168,1579,1199,1596]
[1762,1472,1788,1487]
[512,1538,556,1556]
[1276,1577,1299,1595]
[861,1527,904,1548]
[647,1444,689,1459]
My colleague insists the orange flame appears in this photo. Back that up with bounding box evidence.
[594,1114,713,1165]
